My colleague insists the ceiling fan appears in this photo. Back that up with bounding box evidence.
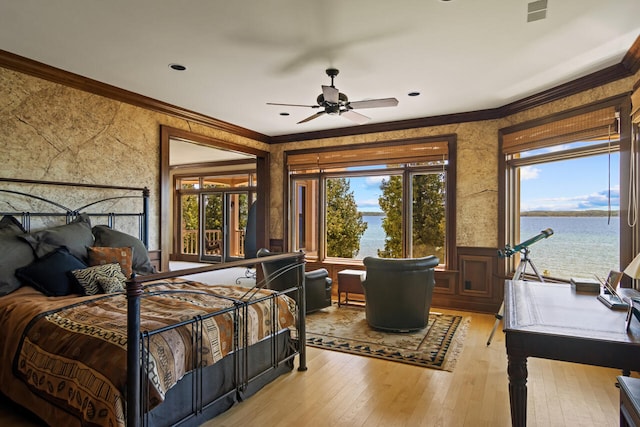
[267,68,399,124]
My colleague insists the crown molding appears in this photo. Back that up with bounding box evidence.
[269,109,502,144]
[0,49,270,144]
[497,63,633,117]
[622,35,640,74]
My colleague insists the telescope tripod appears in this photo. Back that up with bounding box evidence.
[486,247,544,346]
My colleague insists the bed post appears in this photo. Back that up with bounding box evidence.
[142,187,149,248]
[126,275,143,427]
[297,251,307,371]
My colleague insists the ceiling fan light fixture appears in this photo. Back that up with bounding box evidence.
[326,104,340,115]
[267,67,399,125]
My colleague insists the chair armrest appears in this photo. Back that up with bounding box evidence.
[305,268,329,281]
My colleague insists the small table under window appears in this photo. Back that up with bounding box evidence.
[337,269,366,307]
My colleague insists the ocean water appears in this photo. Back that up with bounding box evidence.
[357,215,620,280]
[356,215,386,259]
[518,216,619,280]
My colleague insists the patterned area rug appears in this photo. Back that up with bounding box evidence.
[305,304,470,371]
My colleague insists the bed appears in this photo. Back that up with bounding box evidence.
[0,178,307,427]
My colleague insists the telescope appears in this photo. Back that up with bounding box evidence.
[498,228,553,258]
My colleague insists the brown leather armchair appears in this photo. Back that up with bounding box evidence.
[257,248,332,313]
[362,255,439,332]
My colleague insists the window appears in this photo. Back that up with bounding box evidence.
[287,138,455,267]
[500,100,632,281]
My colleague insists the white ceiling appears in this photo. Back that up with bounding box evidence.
[1,1,639,137]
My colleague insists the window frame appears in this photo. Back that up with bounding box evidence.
[498,95,635,283]
[285,136,456,268]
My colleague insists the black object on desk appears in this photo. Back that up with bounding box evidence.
[598,289,629,310]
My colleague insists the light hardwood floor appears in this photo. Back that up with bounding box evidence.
[0,309,626,426]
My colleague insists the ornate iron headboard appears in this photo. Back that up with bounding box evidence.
[0,177,149,247]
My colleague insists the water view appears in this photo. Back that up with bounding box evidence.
[357,215,386,259]
[357,214,620,280]
[519,216,619,280]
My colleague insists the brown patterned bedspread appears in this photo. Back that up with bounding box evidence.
[9,279,297,427]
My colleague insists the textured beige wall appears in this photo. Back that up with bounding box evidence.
[272,121,500,247]
[1,66,637,252]
[0,68,268,250]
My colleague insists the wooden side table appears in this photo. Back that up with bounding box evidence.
[619,376,640,427]
[337,269,366,307]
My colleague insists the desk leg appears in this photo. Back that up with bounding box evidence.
[508,354,528,427]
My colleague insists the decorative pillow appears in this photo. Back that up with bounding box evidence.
[0,234,35,296]
[92,225,156,275]
[88,246,133,278]
[71,263,126,296]
[98,275,126,294]
[21,213,94,262]
[0,215,26,236]
[15,247,87,296]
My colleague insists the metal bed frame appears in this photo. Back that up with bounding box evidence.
[0,178,307,427]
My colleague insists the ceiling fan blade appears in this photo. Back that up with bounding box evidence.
[297,111,326,124]
[348,98,399,109]
[341,109,370,124]
[267,102,318,108]
[322,85,339,104]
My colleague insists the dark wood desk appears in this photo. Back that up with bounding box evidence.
[503,280,640,427]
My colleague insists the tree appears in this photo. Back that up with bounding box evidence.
[378,176,403,257]
[204,194,222,231]
[181,193,199,254]
[181,194,199,231]
[378,173,445,259]
[412,173,445,259]
[326,178,368,258]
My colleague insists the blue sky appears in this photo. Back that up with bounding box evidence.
[520,153,620,211]
[351,175,387,212]
[347,151,620,213]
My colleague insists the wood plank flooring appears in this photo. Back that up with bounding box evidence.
[0,309,626,426]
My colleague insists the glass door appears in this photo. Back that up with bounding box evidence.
[200,191,250,262]
[201,193,224,262]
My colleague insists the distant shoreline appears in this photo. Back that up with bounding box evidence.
[521,210,618,217]
[361,210,618,217]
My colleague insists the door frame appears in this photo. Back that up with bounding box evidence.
[160,125,270,271]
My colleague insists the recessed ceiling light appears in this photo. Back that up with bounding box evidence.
[280,112,290,116]
[169,63,187,71]
[408,91,421,97]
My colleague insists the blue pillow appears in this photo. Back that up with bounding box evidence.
[15,247,87,296]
